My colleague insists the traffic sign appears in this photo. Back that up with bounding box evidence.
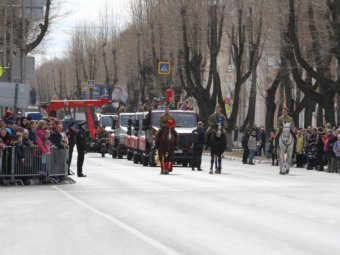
[0,66,3,77]
[81,82,88,91]
[158,61,170,75]
[88,80,95,89]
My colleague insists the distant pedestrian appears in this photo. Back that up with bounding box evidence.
[248,129,257,165]
[76,121,87,177]
[295,130,304,167]
[191,121,205,171]
[241,129,250,164]
[257,127,266,156]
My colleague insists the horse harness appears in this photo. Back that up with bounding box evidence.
[280,132,294,154]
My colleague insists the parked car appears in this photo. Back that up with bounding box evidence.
[108,112,136,159]
[123,112,148,162]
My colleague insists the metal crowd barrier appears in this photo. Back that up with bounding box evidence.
[0,146,75,186]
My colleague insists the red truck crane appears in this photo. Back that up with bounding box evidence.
[44,98,110,139]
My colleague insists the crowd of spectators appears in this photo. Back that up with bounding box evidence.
[242,124,340,174]
[0,110,68,173]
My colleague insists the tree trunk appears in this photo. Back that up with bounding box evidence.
[324,90,335,125]
[102,43,110,91]
[278,83,284,117]
[304,100,314,128]
[265,70,281,138]
[74,56,82,99]
[316,104,323,127]
[240,63,257,131]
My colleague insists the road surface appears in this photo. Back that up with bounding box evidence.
[1,153,339,255]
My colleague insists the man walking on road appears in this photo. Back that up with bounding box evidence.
[76,121,87,177]
[191,121,205,171]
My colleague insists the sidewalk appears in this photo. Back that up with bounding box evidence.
[203,149,272,164]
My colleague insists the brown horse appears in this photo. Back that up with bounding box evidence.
[156,119,177,174]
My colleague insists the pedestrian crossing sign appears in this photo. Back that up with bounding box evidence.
[158,61,170,75]
[81,82,88,92]
[88,80,95,88]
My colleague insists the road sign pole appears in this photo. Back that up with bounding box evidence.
[14,83,19,115]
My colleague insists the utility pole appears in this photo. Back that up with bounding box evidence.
[2,3,7,69]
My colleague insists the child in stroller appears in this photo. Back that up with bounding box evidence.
[306,142,318,170]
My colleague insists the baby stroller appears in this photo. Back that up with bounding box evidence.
[306,142,318,170]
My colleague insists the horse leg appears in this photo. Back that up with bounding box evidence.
[159,152,165,174]
[168,149,174,172]
[279,152,283,175]
[286,151,291,174]
[210,154,214,174]
[214,155,218,173]
[160,161,164,174]
[169,162,173,172]
[215,154,218,174]
[218,157,222,173]
[164,162,169,173]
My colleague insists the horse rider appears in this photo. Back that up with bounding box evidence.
[155,104,178,148]
[205,104,228,146]
[275,106,296,150]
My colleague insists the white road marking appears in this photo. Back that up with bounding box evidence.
[326,219,336,224]
[287,210,296,214]
[53,186,182,255]
[304,215,315,218]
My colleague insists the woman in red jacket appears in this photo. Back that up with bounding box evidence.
[35,121,50,176]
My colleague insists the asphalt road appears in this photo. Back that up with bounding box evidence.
[1,152,340,255]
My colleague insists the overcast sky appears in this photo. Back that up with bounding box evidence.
[37,0,131,64]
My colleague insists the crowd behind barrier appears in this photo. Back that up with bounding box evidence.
[0,110,74,185]
[0,146,69,185]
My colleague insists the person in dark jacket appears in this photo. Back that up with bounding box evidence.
[257,127,266,156]
[191,121,205,171]
[316,128,325,171]
[50,124,66,149]
[13,133,25,168]
[66,122,77,175]
[76,121,87,177]
[241,129,250,164]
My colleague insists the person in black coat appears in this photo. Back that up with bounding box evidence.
[191,121,205,171]
[13,133,25,168]
[242,129,250,164]
[76,121,87,177]
[50,124,65,149]
[66,122,77,175]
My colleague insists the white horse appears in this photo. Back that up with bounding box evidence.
[277,123,294,175]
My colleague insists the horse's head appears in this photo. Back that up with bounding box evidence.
[163,118,175,141]
[213,122,222,137]
[281,123,292,143]
[167,118,175,129]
